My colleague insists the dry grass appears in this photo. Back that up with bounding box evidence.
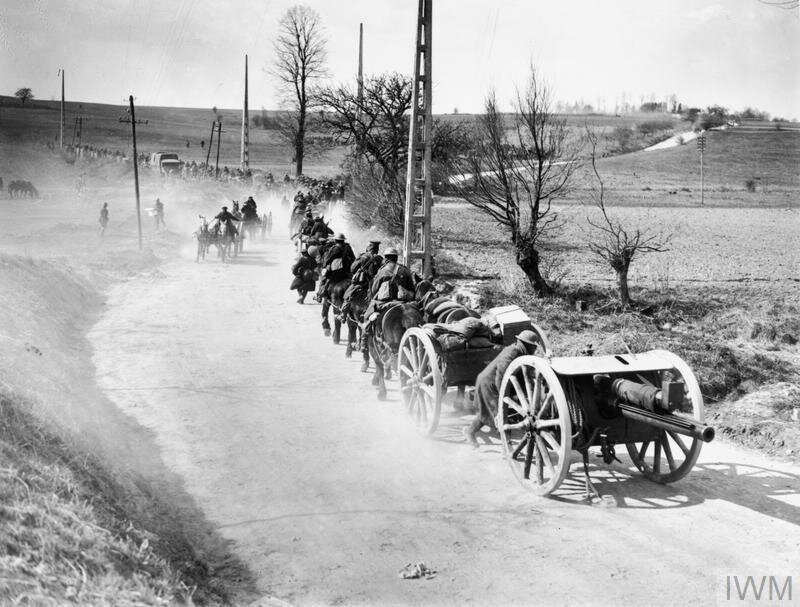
[0,396,194,606]
[471,275,800,459]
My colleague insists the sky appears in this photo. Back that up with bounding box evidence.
[1,0,798,118]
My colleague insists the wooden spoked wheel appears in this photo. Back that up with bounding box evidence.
[497,356,571,495]
[398,328,443,435]
[528,323,553,357]
[625,350,705,484]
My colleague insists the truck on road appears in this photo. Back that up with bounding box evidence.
[150,152,181,175]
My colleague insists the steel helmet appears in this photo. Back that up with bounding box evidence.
[307,245,319,256]
[384,246,399,257]
[515,329,540,350]
[334,233,346,241]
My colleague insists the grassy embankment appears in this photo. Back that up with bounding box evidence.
[434,127,800,460]
[0,143,256,604]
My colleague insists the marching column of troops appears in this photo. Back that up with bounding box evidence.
[288,213,541,448]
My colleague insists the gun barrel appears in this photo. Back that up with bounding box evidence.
[617,403,715,443]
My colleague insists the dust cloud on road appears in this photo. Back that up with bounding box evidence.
[86,234,800,606]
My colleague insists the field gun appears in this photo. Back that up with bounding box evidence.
[496,349,715,498]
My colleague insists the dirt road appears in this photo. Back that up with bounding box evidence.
[90,238,800,606]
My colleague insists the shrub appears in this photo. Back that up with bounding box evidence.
[745,179,757,193]
[636,119,674,135]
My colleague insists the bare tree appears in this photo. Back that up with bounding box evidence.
[315,72,471,233]
[450,67,582,294]
[584,128,671,306]
[271,5,327,177]
[14,87,33,105]
[315,73,411,233]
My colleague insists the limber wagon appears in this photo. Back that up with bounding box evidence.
[397,305,551,435]
[496,349,715,497]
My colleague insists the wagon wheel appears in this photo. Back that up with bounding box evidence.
[528,323,552,357]
[625,350,704,484]
[497,356,571,496]
[398,328,443,435]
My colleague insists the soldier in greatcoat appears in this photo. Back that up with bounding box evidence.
[463,330,540,448]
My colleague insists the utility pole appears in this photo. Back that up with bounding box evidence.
[60,69,65,149]
[215,119,223,179]
[357,23,364,106]
[697,132,706,205]
[402,0,434,278]
[241,54,250,171]
[353,22,365,185]
[205,120,215,169]
[119,96,147,250]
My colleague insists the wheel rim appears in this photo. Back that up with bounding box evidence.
[398,328,443,435]
[625,350,704,483]
[498,356,571,496]
[528,323,552,357]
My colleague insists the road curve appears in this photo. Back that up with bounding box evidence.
[90,238,800,606]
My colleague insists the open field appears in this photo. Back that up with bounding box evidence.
[569,128,800,207]
[0,95,347,176]
[1,96,691,178]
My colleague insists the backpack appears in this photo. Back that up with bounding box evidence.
[376,264,414,302]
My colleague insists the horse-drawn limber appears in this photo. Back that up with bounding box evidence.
[398,304,550,435]
[291,232,715,498]
[496,348,714,497]
[390,295,714,497]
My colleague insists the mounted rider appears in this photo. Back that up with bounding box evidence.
[340,240,382,319]
[299,210,315,235]
[291,245,319,304]
[310,215,334,240]
[351,240,383,287]
[360,247,416,351]
[241,197,259,222]
[214,206,239,236]
[317,233,356,300]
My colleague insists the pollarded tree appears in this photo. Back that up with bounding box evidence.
[584,128,671,306]
[450,67,582,294]
[15,88,33,105]
[271,5,327,177]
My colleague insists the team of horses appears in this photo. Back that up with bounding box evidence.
[194,201,271,263]
[7,180,39,198]
[311,259,449,400]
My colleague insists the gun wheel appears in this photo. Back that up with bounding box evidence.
[498,356,571,496]
[625,350,704,483]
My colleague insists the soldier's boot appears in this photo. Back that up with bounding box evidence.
[462,417,483,449]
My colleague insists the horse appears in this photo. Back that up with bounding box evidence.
[343,284,370,361]
[194,215,211,262]
[211,221,236,262]
[368,302,423,400]
[319,275,351,344]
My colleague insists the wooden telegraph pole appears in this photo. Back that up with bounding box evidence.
[215,119,223,179]
[402,0,434,278]
[205,120,216,169]
[60,69,65,149]
[241,54,250,172]
[697,132,706,205]
[119,96,147,250]
[358,23,364,106]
